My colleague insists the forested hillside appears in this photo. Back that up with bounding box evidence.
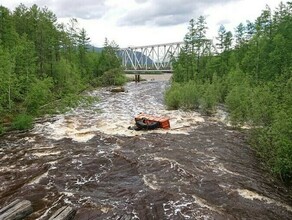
[0,4,125,132]
[165,2,292,183]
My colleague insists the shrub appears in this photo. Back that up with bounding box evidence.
[12,114,33,130]
[54,58,83,96]
[226,82,252,126]
[252,109,292,184]
[25,77,53,114]
[180,81,201,109]
[200,82,219,115]
[271,109,292,182]
[99,68,127,86]
[164,83,182,109]
[249,85,275,126]
[0,124,4,135]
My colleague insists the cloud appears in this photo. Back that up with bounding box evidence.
[119,0,241,26]
[33,0,108,19]
[135,0,148,3]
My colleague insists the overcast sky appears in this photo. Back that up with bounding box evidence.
[1,0,288,48]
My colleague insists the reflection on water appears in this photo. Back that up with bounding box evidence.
[0,79,291,219]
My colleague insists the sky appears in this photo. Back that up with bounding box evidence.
[1,0,288,48]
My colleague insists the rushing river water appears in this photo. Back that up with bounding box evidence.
[0,77,291,220]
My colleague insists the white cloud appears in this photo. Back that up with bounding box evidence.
[1,0,288,47]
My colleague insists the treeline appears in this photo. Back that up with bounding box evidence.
[0,4,125,132]
[165,2,292,183]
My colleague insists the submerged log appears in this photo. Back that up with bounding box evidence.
[48,206,76,220]
[0,199,33,220]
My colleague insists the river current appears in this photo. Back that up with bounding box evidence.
[0,76,291,219]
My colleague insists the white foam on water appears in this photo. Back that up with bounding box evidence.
[192,194,225,215]
[163,200,193,219]
[32,151,61,157]
[28,171,49,185]
[75,175,96,185]
[154,157,193,177]
[237,189,292,212]
[142,174,160,190]
[214,163,243,177]
[61,191,74,197]
[31,80,207,141]
[0,165,16,172]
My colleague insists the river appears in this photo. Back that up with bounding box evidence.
[0,75,291,219]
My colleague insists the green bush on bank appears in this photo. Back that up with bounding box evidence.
[165,73,292,183]
[164,83,182,109]
[99,68,127,86]
[165,80,219,114]
[12,114,33,130]
[225,82,252,126]
[164,2,292,183]
[25,77,54,114]
[165,82,201,110]
[0,124,4,135]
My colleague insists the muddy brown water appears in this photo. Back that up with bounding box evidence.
[0,76,291,219]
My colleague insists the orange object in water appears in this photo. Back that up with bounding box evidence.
[135,113,170,129]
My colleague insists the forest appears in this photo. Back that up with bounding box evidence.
[0,4,126,133]
[165,2,292,183]
[0,2,291,184]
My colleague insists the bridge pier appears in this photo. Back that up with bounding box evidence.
[134,74,140,83]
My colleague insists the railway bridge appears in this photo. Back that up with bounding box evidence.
[119,40,217,73]
[119,42,184,73]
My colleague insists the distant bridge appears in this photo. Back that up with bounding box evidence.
[119,40,217,73]
[119,42,184,72]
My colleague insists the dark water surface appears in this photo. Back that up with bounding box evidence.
[0,80,291,219]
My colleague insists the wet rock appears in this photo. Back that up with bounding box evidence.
[48,206,76,220]
[0,199,33,220]
[110,87,125,93]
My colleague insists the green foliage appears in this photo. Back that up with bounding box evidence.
[0,46,17,111]
[0,4,124,134]
[97,39,121,76]
[165,82,198,110]
[166,2,292,183]
[252,108,292,183]
[25,77,53,114]
[0,124,4,135]
[225,82,252,126]
[172,16,210,82]
[99,68,127,86]
[12,114,33,130]
[249,85,275,126]
[165,80,219,114]
[53,58,83,96]
[58,94,82,113]
[272,110,292,182]
[199,82,219,115]
[164,83,181,109]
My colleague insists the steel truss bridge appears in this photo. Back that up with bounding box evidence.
[119,40,217,72]
[119,42,184,72]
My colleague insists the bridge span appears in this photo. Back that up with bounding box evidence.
[119,42,184,72]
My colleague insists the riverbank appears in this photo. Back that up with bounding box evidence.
[126,73,172,81]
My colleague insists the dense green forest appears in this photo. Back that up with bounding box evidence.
[165,2,292,183]
[0,4,125,132]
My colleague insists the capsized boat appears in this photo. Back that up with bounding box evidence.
[134,113,170,130]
